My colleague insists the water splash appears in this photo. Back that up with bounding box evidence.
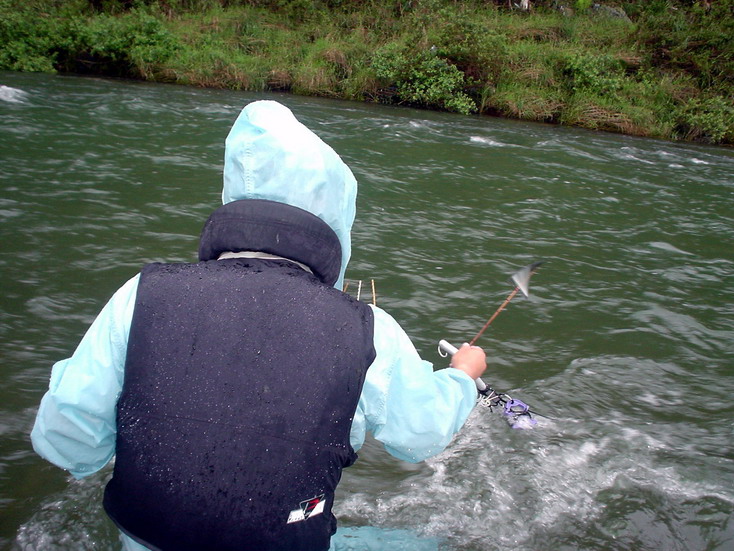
[0,85,28,104]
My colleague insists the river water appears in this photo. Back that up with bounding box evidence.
[1,71,733,551]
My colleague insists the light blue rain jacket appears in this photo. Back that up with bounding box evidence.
[31,100,478,548]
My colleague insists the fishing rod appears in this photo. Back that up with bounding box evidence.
[438,261,546,429]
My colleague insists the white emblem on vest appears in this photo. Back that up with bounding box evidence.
[287,494,326,524]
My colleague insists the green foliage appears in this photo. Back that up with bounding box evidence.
[575,0,592,10]
[71,10,178,76]
[372,43,476,114]
[0,2,178,77]
[0,1,58,71]
[635,0,734,93]
[423,4,507,83]
[675,96,734,144]
[563,53,626,96]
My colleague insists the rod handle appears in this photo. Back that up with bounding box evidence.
[437,339,487,392]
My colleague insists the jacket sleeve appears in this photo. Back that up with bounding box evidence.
[350,305,478,463]
[30,275,140,479]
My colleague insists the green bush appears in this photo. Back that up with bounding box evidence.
[371,43,476,114]
[60,10,179,77]
[0,2,178,77]
[427,17,507,85]
[0,2,59,72]
[563,53,626,97]
[675,96,734,144]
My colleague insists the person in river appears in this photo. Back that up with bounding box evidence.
[30,100,487,551]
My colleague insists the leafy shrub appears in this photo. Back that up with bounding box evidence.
[0,2,59,71]
[0,2,178,77]
[675,96,734,144]
[371,43,476,114]
[60,10,179,77]
[563,53,626,96]
[423,3,507,76]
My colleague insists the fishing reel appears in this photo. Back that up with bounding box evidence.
[438,339,537,429]
[477,385,536,429]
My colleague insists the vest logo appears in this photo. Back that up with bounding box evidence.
[286,494,326,524]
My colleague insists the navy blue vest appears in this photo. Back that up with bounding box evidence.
[104,201,375,551]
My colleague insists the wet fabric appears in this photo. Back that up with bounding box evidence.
[31,274,477,473]
[104,259,375,550]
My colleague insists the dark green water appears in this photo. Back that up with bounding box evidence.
[1,71,733,550]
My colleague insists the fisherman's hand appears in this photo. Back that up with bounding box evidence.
[450,343,486,380]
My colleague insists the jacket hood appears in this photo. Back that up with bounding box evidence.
[222,100,357,289]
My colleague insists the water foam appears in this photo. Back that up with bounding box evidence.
[0,85,28,104]
[13,470,117,550]
[469,136,512,147]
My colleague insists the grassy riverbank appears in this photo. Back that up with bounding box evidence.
[2,0,732,145]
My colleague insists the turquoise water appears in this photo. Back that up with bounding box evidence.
[1,71,733,550]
